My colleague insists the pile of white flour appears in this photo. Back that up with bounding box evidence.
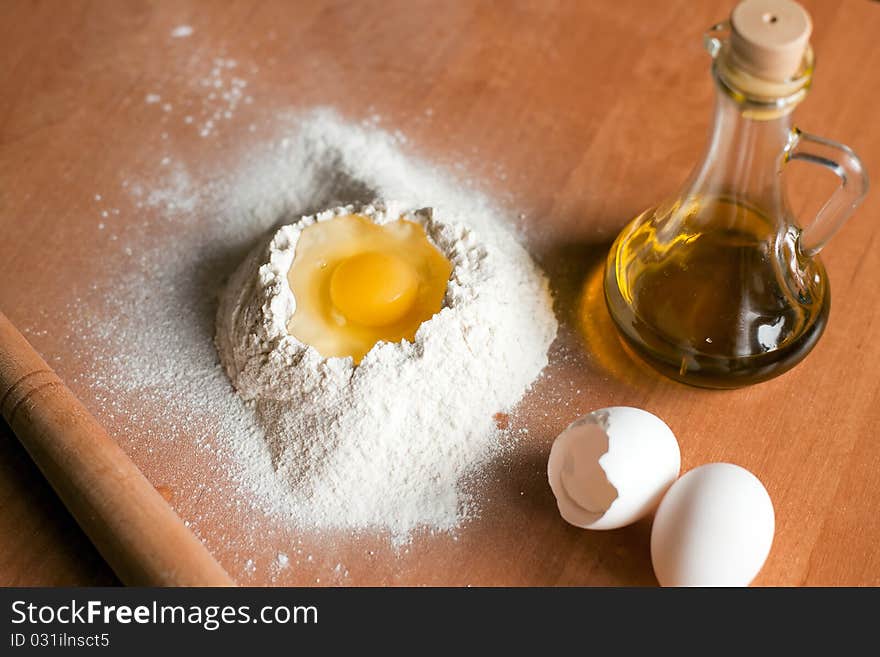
[74,108,557,543]
[216,201,556,536]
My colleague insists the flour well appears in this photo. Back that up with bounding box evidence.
[217,201,556,536]
[74,108,557,544]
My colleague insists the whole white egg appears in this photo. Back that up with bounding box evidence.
[650,462,775,587]
[547,407,681,530]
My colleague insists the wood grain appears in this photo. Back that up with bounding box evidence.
[0,0,878,586]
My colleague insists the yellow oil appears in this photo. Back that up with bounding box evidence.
[604,197,829,388]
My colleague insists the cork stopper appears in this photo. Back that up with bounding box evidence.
[730,0,812,81]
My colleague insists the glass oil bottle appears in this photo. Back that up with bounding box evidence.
[604,0,869,388]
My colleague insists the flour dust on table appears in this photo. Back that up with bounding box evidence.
[70,108,557,544]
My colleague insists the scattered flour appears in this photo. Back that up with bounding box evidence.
[74,107,557,546]
[126,165,199,214]
[170,25,194,38]
[196,58,248,138]
[143,56,250,139]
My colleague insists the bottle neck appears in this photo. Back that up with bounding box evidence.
[687,80,797,210]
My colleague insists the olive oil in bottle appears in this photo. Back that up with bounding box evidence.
[605,196,828,387]
[603,0,867,388]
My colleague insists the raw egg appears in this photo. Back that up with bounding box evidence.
[287,213,452,363]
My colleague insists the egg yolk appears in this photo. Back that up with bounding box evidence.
[286,213,452,363]
[329,252,419,327]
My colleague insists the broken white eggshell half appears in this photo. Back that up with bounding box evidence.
[547,407,681,530]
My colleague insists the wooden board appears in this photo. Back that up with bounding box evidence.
[1,0,879,586]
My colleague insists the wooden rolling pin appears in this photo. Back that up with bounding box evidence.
[0,311,235,586]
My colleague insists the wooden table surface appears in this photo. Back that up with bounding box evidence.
[1,0,879,587]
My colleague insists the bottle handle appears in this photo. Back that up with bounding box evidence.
[785,128,870,256]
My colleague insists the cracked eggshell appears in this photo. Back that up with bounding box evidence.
[547,407,681,530]
[650,463,775,587]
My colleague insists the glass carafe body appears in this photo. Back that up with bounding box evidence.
[603,29,868,388]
